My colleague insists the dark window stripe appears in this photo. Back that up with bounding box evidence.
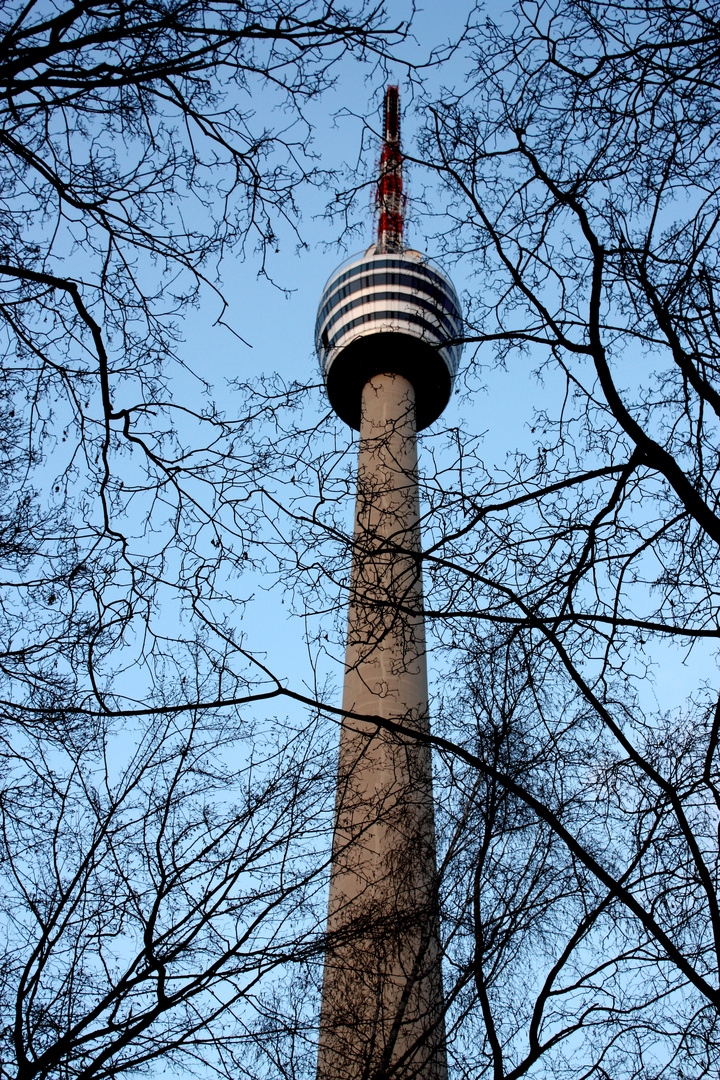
[317,289,461,344]
[319,263,461,316]
[317,270,462,329]
[324,308,461,372]
[320,257,459,311]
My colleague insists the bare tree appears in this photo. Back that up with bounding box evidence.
[13,2,720,1077]
[0,0,408,735]
[1,704,338,1080]
[0,3,419,1078]
[395,1,720,1076]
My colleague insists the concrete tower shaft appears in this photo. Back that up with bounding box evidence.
[316,374,446,1080]
[315,86,462,1080]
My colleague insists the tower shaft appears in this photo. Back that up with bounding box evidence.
[317,373,447,1080]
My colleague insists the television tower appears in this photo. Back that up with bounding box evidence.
[315,86,463,1080]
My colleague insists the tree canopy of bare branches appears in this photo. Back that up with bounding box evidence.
[9,1,720,1078]
[397,1,720,1076]
[0,3,412,1078]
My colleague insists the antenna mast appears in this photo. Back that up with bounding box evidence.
[376,85,404,253]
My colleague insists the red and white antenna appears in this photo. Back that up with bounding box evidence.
[376,85,405,253]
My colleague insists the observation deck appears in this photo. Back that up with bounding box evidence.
[315,245,463,431]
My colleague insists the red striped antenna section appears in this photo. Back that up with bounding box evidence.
[376,85,404,253]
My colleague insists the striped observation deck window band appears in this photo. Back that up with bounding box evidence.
[319,289,462,346]
[316,271,462,331]
[319,257,458,312]
[324,309,462,374]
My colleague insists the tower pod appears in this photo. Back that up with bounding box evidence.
[315,246,463,430]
